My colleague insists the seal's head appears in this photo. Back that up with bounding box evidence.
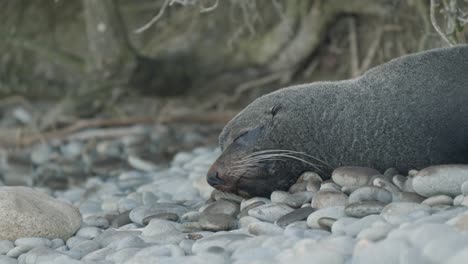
[206,88,327,197]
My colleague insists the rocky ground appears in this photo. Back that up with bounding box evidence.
[1,115,468,263]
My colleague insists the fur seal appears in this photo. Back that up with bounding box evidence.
[207,45,468,198]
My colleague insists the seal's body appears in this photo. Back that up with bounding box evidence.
[207,45,468,197]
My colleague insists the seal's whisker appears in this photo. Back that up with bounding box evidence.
[240,150,324,166]
[238,153,327,169]
[243,149,330,167]
[247,153,326,174]
[228,156,295,174]
[229,163,269,170]
[229,158,285,171]
[230,163,272,170]
[235,153,326,175]
[233,155,288,165]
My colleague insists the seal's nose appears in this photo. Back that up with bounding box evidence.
[207,169,225,186]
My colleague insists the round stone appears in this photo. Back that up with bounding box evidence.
[348,186,392,204]
[123,245,185,263]
[306,180,321,193]
[248,203,294,223]
[248,222,283,236]
[272,191,313,208]
[287,191,314,207]
[66,236,87,249]
[447,211,468,231]
[461,197,468,207]
[270,191,289,203]
[240,197,271,211]
[422,195,453,206]
[68,240,100,259]
[75,227,102,239]
[446,247,468,264]
[453,195,464,206]
[238,201,265,218]
[129,203,188,225]
[357,222,395,241]
[14,237,51,250]
[288,182,308,193]
[403,176,415,192]
[299,171,323,193]
[0,187,81,240]
[192,234,251,254]
[317,217,336,231]
[311,190,348,209]
[345,201,386,218]
[372,178,400,199]
[180,211,200,223]
[353,238,418,264]
[199,213,237,231]
[210,190,243,203]
[299,171,323,183]
[331,217,358,235]
[307,206,346,229]
[7,246,29,258]
[396,191,425,203]
[461,181,468,196]
[142,213,179,225]
[141,192,159,205]
[381,202,431,224]
[320,181,341,192]
[392,175,406,190]
[110,211,132,228]
[238,216,260,229]
[140,219,185,244]
[83,215,109,229]
[275,207,315,227]
[0,256,16,264]
[30,144,53,165]
[50,239,65,249]
[0,240,14,255]
[413,165,468,197]
[384,168,400,178]
[344,214,383,237]
[331,166,380,190]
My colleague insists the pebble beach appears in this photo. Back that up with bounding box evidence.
[2,138,468,264]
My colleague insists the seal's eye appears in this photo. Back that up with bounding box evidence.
[270,104,282,116]
[233,131,249,142]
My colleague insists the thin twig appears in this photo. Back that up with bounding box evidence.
[430,0,456,46]
[348,17,360,78]
[200,0,218,13]
[158,110,237,125]
[134,0,170,33]
[225,70,292,107]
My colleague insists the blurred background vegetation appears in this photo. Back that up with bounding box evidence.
[0,0,467,149]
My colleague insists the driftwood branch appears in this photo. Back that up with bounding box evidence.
[0,110,235,148]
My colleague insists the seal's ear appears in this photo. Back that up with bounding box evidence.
[270,104,282,117]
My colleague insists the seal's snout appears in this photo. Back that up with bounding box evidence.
[207,167,225,186]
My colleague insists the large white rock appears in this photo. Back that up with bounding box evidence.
[412,165,468,197]
[0,187,81,240]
